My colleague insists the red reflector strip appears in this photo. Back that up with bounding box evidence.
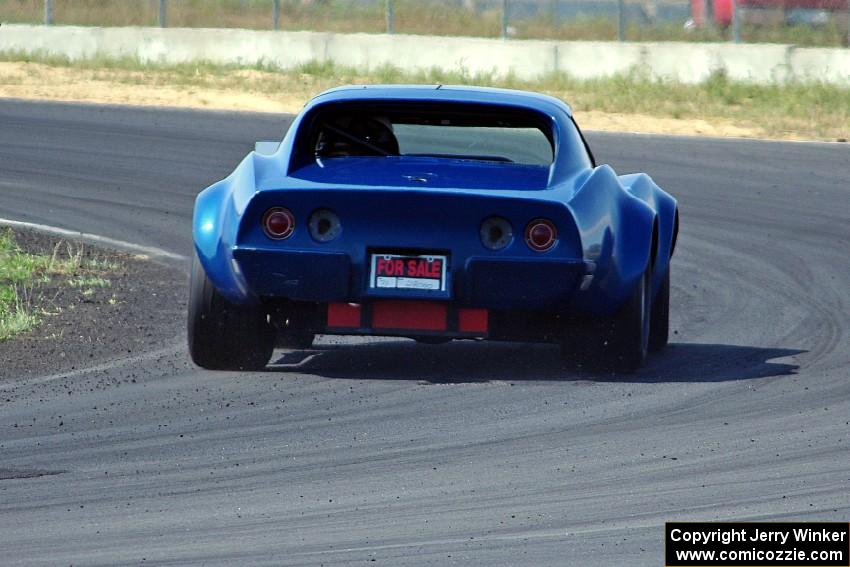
[327,303,361,328]
[458,308,489,333]
[372,300,447,331]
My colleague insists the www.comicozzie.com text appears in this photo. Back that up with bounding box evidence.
[670,526,848,546]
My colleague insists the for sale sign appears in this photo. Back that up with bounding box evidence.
[369,253,447,292]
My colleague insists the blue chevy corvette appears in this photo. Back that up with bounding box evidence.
[189,85,678,372]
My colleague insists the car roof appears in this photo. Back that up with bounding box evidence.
[308,84,572,117]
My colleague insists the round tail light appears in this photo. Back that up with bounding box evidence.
[525,219,557,252]
[308,209,342,242]
[262,207,295,240]
[480,216,513,250]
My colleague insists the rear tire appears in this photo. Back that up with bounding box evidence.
[648,267,670,352]
[606,268,651,373]
[560,318,603,370]
[562,268,650,374]
[187,254,274,370]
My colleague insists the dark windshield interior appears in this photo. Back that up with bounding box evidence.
[308,105,555,166]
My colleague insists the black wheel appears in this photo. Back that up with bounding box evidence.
[559,314,602,369]
[187,254,274,370]
[606,268,651,373]
[563,268,651,374]
[648,266,670,352]
[277,332,315,350]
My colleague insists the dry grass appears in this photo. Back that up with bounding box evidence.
[1,52,848,141]
[0,229,122,340]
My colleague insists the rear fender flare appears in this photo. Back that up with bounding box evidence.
[619,172,678,297]
[569,166,655,313]
[614,195,656,295]
[192,156,262,305]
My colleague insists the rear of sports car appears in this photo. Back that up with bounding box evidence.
[232,178,594,344]
[227,98,598,346]
[189,88,669,372]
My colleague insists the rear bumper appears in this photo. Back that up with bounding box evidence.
[233,247,594,310]
[233,248,350,301]
[462,257,591,309]
[267,299,565,343]
[326,301,489,338]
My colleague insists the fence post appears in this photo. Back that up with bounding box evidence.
[158,0,167,28]
[617,0,626,41]
[44,0,53,25]
[386,0,394,34]
[273,0,280,30]
[502,0,509,38]
[699,0,710,27]
[731,0,741,43]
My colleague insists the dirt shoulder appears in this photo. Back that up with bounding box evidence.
[0,60,819,141]
[0,228,185,381]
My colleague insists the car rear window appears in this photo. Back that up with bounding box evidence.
[392,124,552,166]
[308,104,555,167]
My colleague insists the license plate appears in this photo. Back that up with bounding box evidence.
[369,253,447,292]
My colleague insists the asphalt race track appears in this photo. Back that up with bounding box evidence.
[0,99,848,566]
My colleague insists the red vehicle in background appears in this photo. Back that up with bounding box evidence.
[692,0,849,26]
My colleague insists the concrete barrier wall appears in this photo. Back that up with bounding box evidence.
[0,24,848,85]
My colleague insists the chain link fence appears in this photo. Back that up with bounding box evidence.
[1,0,847,46]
